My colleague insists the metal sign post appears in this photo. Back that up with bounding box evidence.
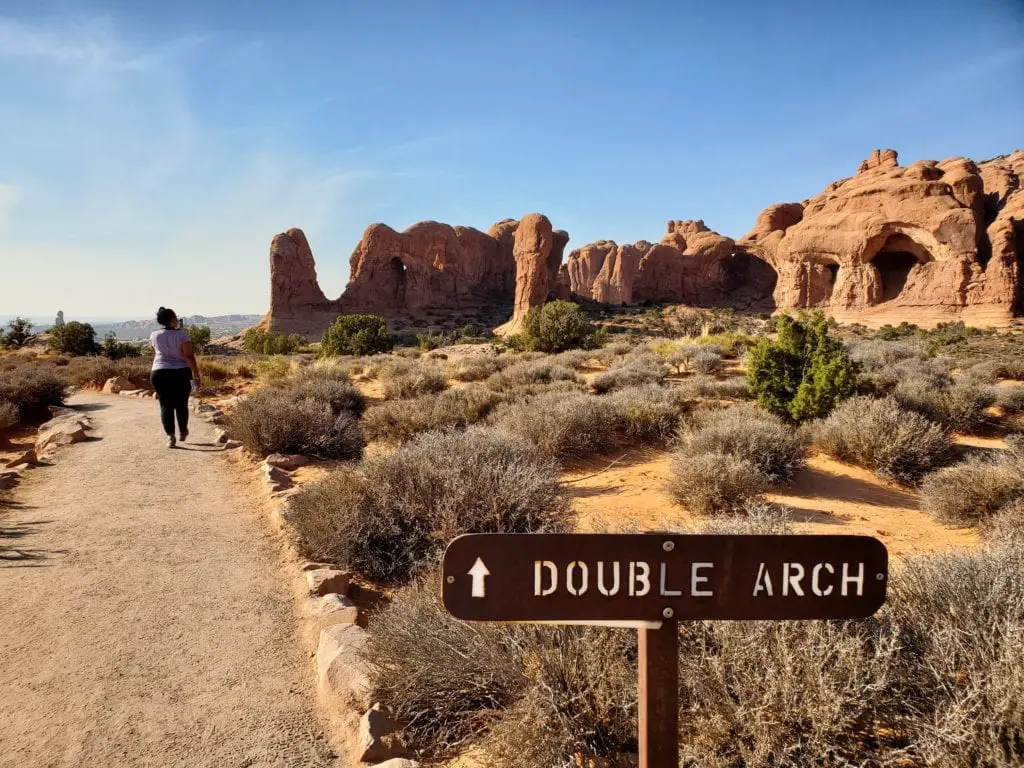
[442,533,888,768]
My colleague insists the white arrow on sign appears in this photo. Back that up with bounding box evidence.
[468,557,490,598]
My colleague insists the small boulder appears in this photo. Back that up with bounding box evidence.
[310,593,359,631]
[223,439,242,450]
[212,429,228,445]
[5,449,39,469]
[35,415,89,455]
[368,760,421,768]
[196,403,219,414]
[316,624,371,709]
[102,376,133,394]
[302,561,335,571]
[262,463,293,493]
[358,703,405,763]
[305,568,351,597]
[266,453,310,471]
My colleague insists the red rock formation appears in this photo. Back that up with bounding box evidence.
[342,221,513,316]
[564,220,756,306]
[494,214,570,334]
[263,215,568,340]
[260,229,342,337]
[739,148,1024,325]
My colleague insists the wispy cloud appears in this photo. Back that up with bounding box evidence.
[0,13,454,316]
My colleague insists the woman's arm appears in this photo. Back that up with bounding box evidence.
[182,340,201,385]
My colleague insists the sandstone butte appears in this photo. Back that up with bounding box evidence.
[260,149,1024,338]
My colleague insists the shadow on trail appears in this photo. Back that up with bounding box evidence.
[0,509,65,567]
[70,402,111,413]
[174,443,225,452]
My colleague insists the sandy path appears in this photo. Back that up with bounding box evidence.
[0,393,341,767]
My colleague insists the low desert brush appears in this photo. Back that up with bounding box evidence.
[286,427,569,583]
[361,385,503,443]
[492,386,683,460]
[485,359,580,393]
[0,369,66,419]
[666,451,770,514]
[810,396,953,484]
[677,404,806,482]
[226,387,363,458]
[919,452,1024,525]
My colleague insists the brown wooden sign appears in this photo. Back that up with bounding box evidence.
[442,532,888,768]
[442,533,888,623]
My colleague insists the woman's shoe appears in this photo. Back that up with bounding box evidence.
[179,430,189,443]
[166,435,176,449]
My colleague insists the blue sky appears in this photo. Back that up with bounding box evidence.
[1,0,1022,320]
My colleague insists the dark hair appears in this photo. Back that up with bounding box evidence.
[156,307,177,328]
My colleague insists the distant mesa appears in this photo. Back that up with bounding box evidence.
[261,148,1024,338]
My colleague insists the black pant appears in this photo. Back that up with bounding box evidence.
[151,368,192,437]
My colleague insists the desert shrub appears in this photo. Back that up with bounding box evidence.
[416,332,445,351]
[514,301,602,353]
[364,579,522,752]
[550,349,598,370]
[101,332,141,360]
[679,405,806,482]
[226,388,363,458]
[601,340,634,360]
[846,338,924,372]
[748,313,859,421]
[286,371,366,416]
[696,331,757,358]
[986,497,1024,543]
[591,354,667,393]
[603,385,684,442]
[485,360,580,392]
[287,427,568,583]
[491,392,619,460]
[919,453,1024,525]
[449,355,507,382]
[676,375,751,400]
[379,361,448,399]
[62,356,151,389]
[320,314,392,357]
[894,379,996,433]
[364,580,635,765]
[492,386,682,460]
[477,625,637,768]
[691,349,724,375]
[677,614,898,766]
[362,385,503,443]
[49,321,99,356]
[0,399,18,431]
[185,324,211,353]
[888,548,1024,766]
[1007,433,1024,457]
[810,396,954,484]
[2,317,35,348]
[0,370,66,419]
[241,328,305,355]
[996,385,1024,414]
[666,451,769,514]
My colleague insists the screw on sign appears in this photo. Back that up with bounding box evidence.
[442,533,889,768]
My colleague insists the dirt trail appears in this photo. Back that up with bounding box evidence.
[0,393,341,767]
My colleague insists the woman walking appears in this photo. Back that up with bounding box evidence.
[149,307,202,448]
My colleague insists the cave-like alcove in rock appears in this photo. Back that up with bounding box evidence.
[870,235,932,303]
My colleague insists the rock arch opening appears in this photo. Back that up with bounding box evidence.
[870,234,932,303]
[722,250,778,309]
[825,263,839,285]
[390,256,408,306]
